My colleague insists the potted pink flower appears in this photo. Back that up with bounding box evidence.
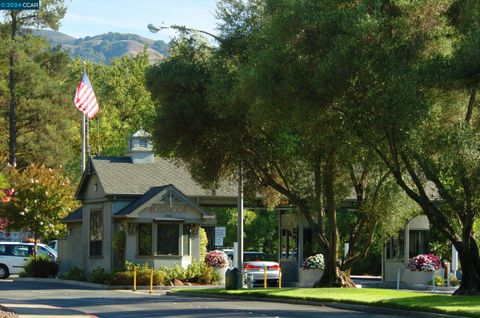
[404,254,444,285]
[407,254,442,272]
[205,250,229,284]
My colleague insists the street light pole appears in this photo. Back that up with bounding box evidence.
[237,164,244,276]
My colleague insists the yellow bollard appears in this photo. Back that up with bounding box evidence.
[264,266,267,289]
[149,268,154,294]
[278,268,282,289]
[133,267,137,291]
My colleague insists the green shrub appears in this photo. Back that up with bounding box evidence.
[185,260,202,281]
[23,255,60,278]
[58,266,87,281]
[114,259,217,285]
[450,275,460,287]
[428,275,445,287]
[183,260,219,284]
[163,264,186,282]
[211,268,221,284]
[199,227,207,261]
[110,270,133,285]
[89,267,112,284]
[199,262,215,284]
[110,268,166,286]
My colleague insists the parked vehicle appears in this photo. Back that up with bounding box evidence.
[225,251,281,286]
[243,252,280,286]
[47,240,58,252]
[0,242,57,279]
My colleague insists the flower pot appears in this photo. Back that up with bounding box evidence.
[404,268,444,285]
[213,266,228,285]
[298,268,323,287]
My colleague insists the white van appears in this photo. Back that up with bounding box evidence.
[0,242,57,279]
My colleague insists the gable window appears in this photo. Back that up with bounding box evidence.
[138,223,152,256]
[157,223,179,255]
[139,139,148,148]
[90,210,103,256]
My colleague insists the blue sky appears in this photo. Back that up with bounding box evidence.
[59,0,219,42]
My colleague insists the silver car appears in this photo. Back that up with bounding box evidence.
[242,252,280,286]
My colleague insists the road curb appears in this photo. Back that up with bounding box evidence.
[166,291,467,318]
[12,277,220,291]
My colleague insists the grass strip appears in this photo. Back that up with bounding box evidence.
[174,287,480,317]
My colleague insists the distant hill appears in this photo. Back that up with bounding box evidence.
[33,30,168,64]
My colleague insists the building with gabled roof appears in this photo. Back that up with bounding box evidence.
[60,130,238,273]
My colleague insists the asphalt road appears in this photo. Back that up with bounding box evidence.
[0,280,404,318]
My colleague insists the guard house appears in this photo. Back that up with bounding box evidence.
[383,215,433,282]
[278,205,435,285]
[278,199,357,285]
[60,130,237,274]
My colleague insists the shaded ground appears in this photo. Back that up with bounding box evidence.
[0,280,404,318]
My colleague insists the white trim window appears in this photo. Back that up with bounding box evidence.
[89,210,103,257]
[156,223,179,255]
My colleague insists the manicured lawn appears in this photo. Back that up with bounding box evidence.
[174,288,480,317]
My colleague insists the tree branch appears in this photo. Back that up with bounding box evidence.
[465,88,477,125]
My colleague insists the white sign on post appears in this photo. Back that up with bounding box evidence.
[215,226,226,238]
[214,226,226,246]
[215,237,224,247]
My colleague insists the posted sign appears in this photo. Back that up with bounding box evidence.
[214,226,226,247]
[0,0,39,10]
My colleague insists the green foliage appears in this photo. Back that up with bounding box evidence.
[63,52,155,165]
[199,227,208,261]
[177,288,480,317]
[213,208,278,256]
[110,268,166,286]
[428,275,445,287]
[0,173,8,189]
[146,0,416,286]
[162,264,187,281]
[119,260,218,285]
[58,266,87,281]
[89,267,112,284]
[0,31,77,167]
[450,275,460,287]
[112,229,126,268]
[201,263,216,284]
[1,165,78,241]
[22,255,60,278]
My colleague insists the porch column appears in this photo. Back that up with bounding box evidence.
[404,223,410,263]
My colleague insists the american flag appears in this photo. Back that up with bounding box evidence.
[74,71,99,119]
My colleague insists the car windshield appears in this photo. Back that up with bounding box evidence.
[243,253,268,262]
[42,245,57,256]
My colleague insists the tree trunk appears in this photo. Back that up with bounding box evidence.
[314,264,356,288]
[8,12,18,167]
[453,240,480,295]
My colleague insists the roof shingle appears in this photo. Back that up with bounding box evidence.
[89,156,237,197]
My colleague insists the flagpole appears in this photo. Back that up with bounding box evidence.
[86,116,91,159]
[81,114,86,173]
[81,61,87,174]
[97,116,100,156]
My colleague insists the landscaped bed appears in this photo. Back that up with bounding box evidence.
[173,288,480,317]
